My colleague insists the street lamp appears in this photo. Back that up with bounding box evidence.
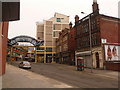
[81,12,93,73]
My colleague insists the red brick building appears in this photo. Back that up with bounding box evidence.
[56,22,77,65]
[75,0,120,71]
[0,1,20,75]
[68,22,77,65]
[57,28,70,64]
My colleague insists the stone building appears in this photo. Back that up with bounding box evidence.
[36,13,69,63]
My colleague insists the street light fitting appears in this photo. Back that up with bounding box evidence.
[81,12,85,14]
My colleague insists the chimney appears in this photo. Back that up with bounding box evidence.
[92,0,99,12]
[75,15,79,22]
[69,22,73,29]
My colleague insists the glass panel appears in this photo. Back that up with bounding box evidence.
[56,18,61,22]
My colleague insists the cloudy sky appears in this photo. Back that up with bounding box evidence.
[8,0,119,39]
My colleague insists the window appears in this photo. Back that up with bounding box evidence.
[53,31,60,38]
[38,37,40,40]
[56,18,61,22]
[46,48,52,52]
[53,32,55,37]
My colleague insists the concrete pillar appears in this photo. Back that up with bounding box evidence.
[10,46,13,64]
[99,52,103,68]
[44,47,46,63]
[35,47,37,63]
[92,52,96,68]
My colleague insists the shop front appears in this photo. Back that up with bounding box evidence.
[75,48,104,69]
[62,52,69,64]
[75,51,92,68]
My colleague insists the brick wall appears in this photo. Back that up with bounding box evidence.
[68,27,76,51]
[100,16,119,43]
[0,23,2,75]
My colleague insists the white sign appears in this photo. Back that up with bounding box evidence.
[104,45,120,61]
[101,39,107,44]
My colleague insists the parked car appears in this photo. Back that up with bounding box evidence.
[19,61,31,69]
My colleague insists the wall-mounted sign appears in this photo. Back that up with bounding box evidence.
[0,0,20,21]
[104,45,120,61]
[101,39,107,44]
[8,35,44,46]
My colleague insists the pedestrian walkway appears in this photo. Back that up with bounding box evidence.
[2,64,74,88]
[52,63,119,80]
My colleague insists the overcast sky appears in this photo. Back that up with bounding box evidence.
[8,0,119,39]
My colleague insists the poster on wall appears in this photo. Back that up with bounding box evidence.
[104,45,120,61]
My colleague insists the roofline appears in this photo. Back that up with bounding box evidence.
[100,14,120,20]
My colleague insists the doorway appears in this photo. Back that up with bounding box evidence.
[96,52,100,68]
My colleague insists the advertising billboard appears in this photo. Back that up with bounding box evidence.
[104,45,120,61]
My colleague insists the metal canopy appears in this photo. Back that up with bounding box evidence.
[8,35,44,46]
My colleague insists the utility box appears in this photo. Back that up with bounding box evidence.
[76,57,84,71]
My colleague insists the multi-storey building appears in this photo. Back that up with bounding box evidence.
[7,46,28,61]
[36,13,69,63]
[56,22,77,65]
[68,22,77,65]
[75,0,120,71]
[58,28,69,64]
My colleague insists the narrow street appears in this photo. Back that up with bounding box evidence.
[11,61,119,88]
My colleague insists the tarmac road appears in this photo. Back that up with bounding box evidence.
[11,61,119,88]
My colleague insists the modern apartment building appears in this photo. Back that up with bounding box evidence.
[36,12,69,63]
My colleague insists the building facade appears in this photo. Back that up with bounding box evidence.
[0,22,2,75]
[0,1,20,75]
[58,28,69,64]
[68,23,77,65]
[36,13,69,63]
[75,0,120,71]
[56,22,77,65]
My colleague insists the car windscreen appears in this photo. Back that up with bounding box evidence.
[23,62,30,64]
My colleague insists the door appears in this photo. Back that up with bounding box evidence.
[96,52,100,68]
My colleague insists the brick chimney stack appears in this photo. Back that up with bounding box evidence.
[75,15,79,22]
[92,0,99,12]
[69,22,73,29]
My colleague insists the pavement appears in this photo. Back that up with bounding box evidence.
[2,64,74,88]
[1,63,120,89]
[62,64,119,80]
[50,63,119,80]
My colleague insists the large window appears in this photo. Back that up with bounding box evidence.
[56,18,61,22]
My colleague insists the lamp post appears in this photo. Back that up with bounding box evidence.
[81,12,93,73]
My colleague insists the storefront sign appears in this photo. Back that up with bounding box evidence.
[75,51,91,56]
[104,45,120,61]
[8,35,44,46]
